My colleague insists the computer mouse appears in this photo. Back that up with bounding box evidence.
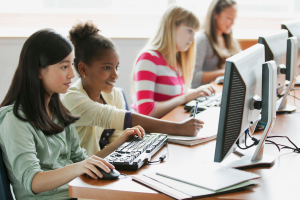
[215,76,224,85]
[95,166,120,180]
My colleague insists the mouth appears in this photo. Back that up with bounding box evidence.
[106,81,115,86]
[64,82,71,87]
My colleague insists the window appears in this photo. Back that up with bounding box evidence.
[0,0,299,38]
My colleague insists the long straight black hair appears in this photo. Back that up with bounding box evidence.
[0,29,79,136]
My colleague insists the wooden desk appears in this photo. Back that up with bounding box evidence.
[69,86,300,200]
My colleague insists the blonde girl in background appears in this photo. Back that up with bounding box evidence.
[132,5,215,118]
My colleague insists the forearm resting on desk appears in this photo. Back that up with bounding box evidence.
[131,112,203,136]
[31,163,82,194]
[32,155,115,193]
[202,69,225,84]
[147,95,186,118]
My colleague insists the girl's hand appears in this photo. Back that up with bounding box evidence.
[176,118,204,136]
[184,84,216,103]
[119,125,145,142]
[76,155,114,179]
[194,84,216,97]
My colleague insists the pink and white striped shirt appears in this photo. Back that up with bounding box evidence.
[132,50,186,116]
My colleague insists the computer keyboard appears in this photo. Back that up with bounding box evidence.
[104,133,168,170]
[184,92,222,112]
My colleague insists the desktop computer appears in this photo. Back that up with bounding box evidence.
[214,44,277,169]
[282,19,300,81]
[258,30,297,113]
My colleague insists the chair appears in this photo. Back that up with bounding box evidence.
[0,148,14,200]
[116,87,129,111]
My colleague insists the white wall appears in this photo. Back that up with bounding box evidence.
[0,38,148,107]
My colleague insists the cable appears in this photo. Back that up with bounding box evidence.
[147,143,169,164]
[289,94,300,101]
[236,129,300,154]
[118,173,128,179]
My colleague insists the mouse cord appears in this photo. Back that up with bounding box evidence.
[147,143,169,164]
[118,173,128,179]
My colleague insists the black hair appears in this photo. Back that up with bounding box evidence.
[0,29,80,136]
[68,21,116,76]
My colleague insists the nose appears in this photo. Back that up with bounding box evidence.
[68,66,75,79]
[190,35,195,43]
[112,68,119,79]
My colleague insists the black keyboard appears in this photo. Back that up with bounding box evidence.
[184,92,222,112]
[104,133,168,170]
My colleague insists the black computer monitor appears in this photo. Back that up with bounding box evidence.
[214,44,277,169]
[282,19,300,76]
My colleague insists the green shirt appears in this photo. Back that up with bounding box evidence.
[0,105,88,200]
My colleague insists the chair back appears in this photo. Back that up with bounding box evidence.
[117,88,129,111]
[0,148,13,200]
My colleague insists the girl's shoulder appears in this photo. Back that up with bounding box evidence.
[195,31,210,43]
[0,105,34,134]
[138,50,163,62]
[137,50,166,68]
[101,87,123,107]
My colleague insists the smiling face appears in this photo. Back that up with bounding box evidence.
[175,24,196,52]
[84,48,119,94]
[215,5,237,35]
[39,51,75,95]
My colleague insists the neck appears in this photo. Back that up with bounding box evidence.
[216,29,223,37]
[44,93,52,118]
[81,79,102,103]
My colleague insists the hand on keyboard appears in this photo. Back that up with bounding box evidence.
[119,125,145,144]
[184,84,216,103]
[176,117,204,136]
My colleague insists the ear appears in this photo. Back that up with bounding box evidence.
[39,68,43,79]
[214,12,219,20]
[78,62,88,77]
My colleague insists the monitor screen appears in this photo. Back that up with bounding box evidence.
[282,19,300,76]
[214,44,265,163]
[258,30,288,90]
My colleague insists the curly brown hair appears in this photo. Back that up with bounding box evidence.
[69,21,116,77]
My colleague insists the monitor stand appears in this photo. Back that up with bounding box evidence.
[219,147,275,169]
[276,77,297,113]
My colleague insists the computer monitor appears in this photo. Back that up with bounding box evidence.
[258,30,297,113]
[276,37,298,112]
[214,44,277,169]
[258,30,287,91]
[282,19,300,76]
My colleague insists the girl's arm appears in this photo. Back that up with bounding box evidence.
[31,156,114,193]
[148,84,215,118]
[201,69,225,84]
[31,125,145,193]
[131,113,204,136]
[94,126,144,158]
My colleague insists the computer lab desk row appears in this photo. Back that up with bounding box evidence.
[69,84,300,200]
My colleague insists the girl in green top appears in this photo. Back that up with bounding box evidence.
[0,29,144,200]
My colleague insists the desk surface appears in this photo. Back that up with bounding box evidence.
[69,85,300,200]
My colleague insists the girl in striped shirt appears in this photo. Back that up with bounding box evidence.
[132,5,215,118]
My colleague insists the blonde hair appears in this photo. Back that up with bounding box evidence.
[204,0,240,67]
[132,5,200,92]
